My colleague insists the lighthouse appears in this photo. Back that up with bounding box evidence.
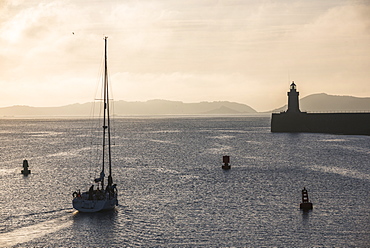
[287,81,300,113]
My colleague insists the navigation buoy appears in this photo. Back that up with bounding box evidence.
[222,156,231,170]
[300,187,313,211]
[21,159,31,175]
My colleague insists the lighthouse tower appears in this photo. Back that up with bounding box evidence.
[287,81,300,113]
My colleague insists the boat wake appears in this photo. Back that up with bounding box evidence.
[308,164,370,181]
[0,208,74,247]
[3,208,73,221]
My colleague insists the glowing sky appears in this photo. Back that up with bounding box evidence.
[1,0,369,111]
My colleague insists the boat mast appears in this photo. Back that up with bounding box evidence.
[106,37,112,185]
[100,36,113,190]
[101,36,108,189]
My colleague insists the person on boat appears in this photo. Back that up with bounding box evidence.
[105,175,113,196]
[89,185,94,200]
[105,184,111,195]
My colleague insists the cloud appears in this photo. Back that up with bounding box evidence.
[273,3,370,96]
[0,0,369,111]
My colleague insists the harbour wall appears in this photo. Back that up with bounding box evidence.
[271,112,370,135]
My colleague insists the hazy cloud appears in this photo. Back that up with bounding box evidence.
[0,0,369,111]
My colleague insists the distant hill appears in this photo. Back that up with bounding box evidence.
[0,100,257,117]
[113,100,256,115]
[3,94,369,116]
[271,93,370,113]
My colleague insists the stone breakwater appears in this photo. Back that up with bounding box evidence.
[271,112,370,135]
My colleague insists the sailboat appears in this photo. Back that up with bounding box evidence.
[72,36,118,212]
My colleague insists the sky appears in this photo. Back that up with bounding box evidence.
[0,0,369,112]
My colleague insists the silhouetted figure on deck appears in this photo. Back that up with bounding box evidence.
[88,185,94,200]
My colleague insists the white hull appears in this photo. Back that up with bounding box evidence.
[73,195,118,213]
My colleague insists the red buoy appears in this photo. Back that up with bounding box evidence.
[300,187,313,210]
[222,156,231,170]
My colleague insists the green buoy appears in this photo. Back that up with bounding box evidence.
[21,159,31,175]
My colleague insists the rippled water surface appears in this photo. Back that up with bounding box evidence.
[0,116,369,247]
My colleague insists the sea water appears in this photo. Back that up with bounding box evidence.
[0,116,369,247]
